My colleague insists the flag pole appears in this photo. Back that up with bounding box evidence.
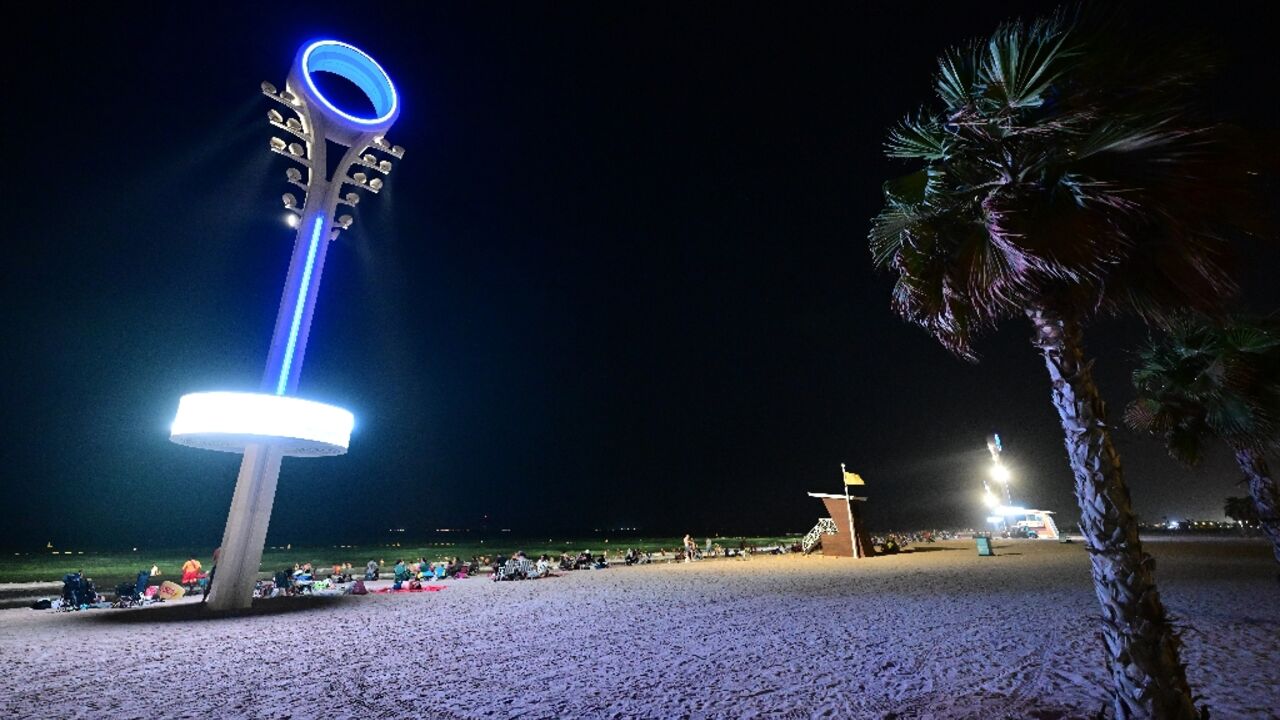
[842,462,858,558]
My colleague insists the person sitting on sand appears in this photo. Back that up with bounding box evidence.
[180,556,203,588]
[393,559,409,582]
[365,560,379,581]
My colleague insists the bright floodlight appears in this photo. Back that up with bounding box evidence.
[982,492,998,508]
[171,392,353,457]
[991,463,1011,483]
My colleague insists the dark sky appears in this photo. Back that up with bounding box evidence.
[3,3,1276,549]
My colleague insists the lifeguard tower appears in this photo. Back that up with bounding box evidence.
[802,464,874,558]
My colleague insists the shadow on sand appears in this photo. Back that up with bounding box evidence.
[82,595,353,624]
[900,546,963,553]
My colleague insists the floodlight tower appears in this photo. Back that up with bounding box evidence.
[986,433,1013,507]
[169,40,404,611]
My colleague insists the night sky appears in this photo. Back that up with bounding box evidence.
[4,3,1276,549]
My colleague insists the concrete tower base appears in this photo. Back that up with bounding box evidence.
[206,443,283,610]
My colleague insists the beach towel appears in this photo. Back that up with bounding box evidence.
[374,585,445,593]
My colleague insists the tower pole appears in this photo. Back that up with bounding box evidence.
[842,463,858,558]
[191,40,404,611]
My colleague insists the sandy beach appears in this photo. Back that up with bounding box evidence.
[1,538,1275,720]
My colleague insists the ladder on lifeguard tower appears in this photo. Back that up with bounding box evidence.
[802,518,838,554]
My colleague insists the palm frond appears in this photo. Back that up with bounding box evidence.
[981,12,1080,110]
[1130,316,1280,458]
[886,113,949,160]
[935,40,984,108]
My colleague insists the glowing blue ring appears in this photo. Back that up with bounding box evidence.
[300,40,398,126]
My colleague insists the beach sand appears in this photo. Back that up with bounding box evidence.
[0,538,1275,719]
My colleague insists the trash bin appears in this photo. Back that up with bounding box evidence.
[975,535,995,557]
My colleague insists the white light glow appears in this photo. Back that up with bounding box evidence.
[170,391,353,457]
[990,464,1011,483]
[994,505,1031,517]
[982,493,998,508]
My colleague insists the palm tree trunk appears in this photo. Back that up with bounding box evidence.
[1234,447,1280,565]
[1027,307,1198,720]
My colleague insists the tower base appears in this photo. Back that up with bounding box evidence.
[206,443,283,611]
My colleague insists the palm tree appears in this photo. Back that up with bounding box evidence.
[1223,496,1259,525]
[868,8,1264,718]
[1127,316,1280,563]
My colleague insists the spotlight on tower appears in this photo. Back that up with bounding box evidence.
[336,214,354,230]
[282,193,298,210]
[270,137,287,151]
[267,109,284,123]
[991,464,1011,484]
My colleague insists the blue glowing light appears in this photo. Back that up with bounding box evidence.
[301,40,398,126]
[276,217,324,395]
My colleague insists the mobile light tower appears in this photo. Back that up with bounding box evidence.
[982,433,1014,531]
[169,40,404,611]
[986,433,1013,507]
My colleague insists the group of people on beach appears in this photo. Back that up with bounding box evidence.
[490,550,610,580]
[36,535,828,611]
[390,557,469,586]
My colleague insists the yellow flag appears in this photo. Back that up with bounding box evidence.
[843,469,865,486]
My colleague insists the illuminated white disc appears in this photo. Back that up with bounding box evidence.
[170,392,353,457]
